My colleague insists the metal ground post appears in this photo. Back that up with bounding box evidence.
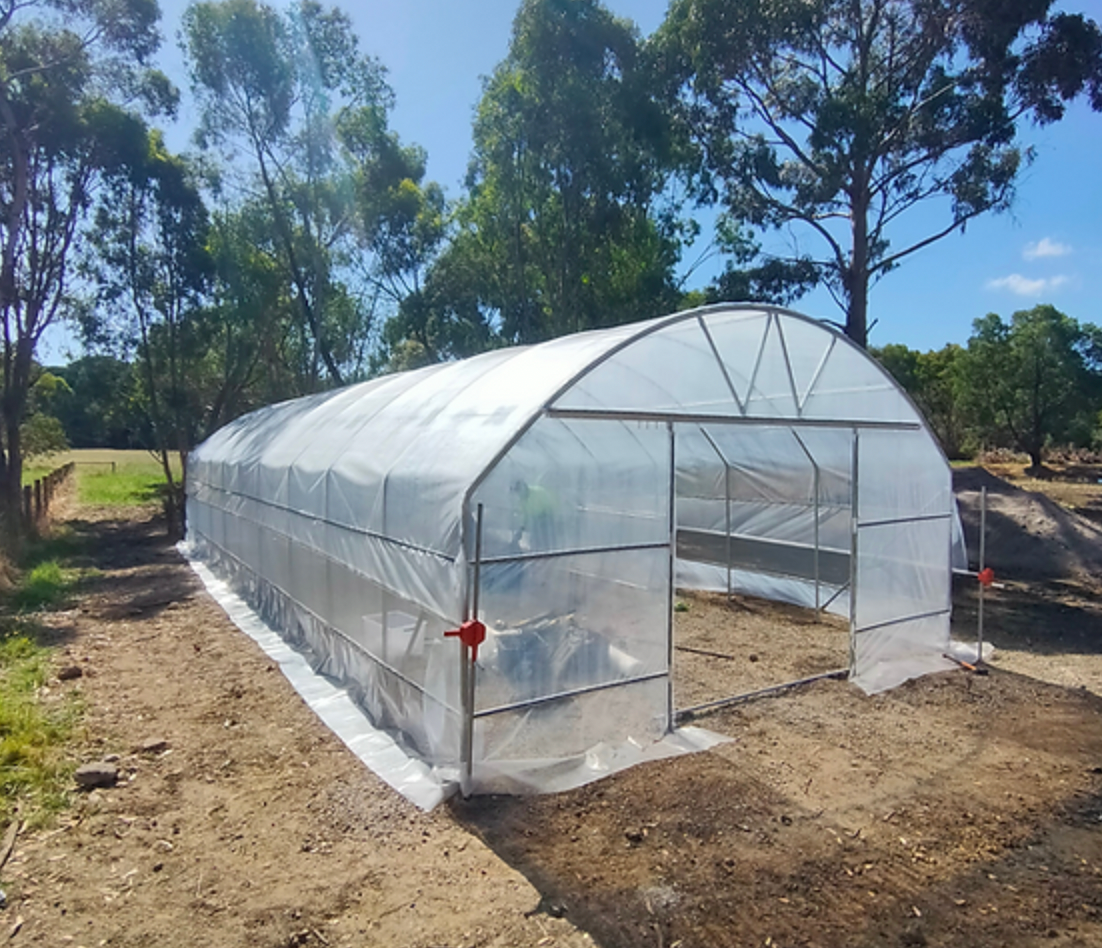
[977,486,987,664]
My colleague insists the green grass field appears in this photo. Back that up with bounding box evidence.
[24,449,177,507]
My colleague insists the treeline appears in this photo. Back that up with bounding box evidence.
[2,0,1101,541]
[873,305,1102,469]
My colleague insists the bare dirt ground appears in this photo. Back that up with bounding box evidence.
[954,466,1102,584]
[0,507,590,948]
[3,465,1102,948]
[460,670,1102,948]
[673,592,850,709]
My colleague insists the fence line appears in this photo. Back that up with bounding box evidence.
[23,461,75,533]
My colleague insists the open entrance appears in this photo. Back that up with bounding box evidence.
[672,422,855,718]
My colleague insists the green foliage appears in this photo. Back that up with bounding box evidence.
[20,370,73,460]
[958,305,1102,468]
[872,343,968,458]
[381,0,685,363]
[0,0,174,546]
[183,0,431,389]
[705,221,821,307]
[655,0,1102,346]
[50,357,147,449]
[0,519,91,826]
[20,414,69,461]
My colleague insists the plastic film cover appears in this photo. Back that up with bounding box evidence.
[186,303,957,796]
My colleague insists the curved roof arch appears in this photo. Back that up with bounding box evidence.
[192,303,938,566]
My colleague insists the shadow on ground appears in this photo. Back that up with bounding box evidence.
[61,512,197,621]
[452,672,1102,948]
[952,574,1102,657]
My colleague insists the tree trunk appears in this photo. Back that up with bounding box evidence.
[847,187,870,349]
[846,276,868,349]
[2,397,23,544]
[0,333,33,547]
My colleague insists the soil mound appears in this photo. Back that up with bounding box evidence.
[954,466,1102,584]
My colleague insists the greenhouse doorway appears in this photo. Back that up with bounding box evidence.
[671,422,856,720]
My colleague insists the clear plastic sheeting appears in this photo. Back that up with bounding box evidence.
[181,547,455,810]
[187,303,960,798]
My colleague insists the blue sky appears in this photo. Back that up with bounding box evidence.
[45,0,1101,360]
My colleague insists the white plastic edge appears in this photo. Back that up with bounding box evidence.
[178,541,729,808]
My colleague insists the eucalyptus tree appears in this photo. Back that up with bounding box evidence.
[184,0,438,389]
[656,0,1102,346]
[85,130,212,532]
[873,342,968,458]
[0,0,170,539]
[202,202,301,414]
[397,0,683,355]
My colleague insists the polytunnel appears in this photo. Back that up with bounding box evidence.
[186,303,964,801]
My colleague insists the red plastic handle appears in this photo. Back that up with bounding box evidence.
[445,619,486,662]
[978,567,995,587]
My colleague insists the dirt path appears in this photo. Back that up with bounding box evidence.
[1,508,589,948]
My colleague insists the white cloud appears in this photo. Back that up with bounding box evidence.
[986,274,1070,297]
[1023,237,1072,260]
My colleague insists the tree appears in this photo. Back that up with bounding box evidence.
[21,368,70,459]
[0,0,168,540]
[199,202,301,417]
[384,0,683,358]
[86,129,213,534]
[51,355,145,448]
[184,0,431,389]
[655,0,1102,346]
[873,342,968,458]
[958,305,1102,469]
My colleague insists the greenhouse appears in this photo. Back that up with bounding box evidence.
[185,303,963,799]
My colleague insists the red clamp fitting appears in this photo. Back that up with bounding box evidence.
[445,619,487,662]
[977,567,995,587]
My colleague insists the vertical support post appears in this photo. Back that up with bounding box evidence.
[458,634,470,791]
[813,463,821,618]
[698,427,733,602]
[666,420,676,733]
[848,431,860,675]
[724,459,732,603]
[977,486,987,664]
[380,473,388,665]
[790,430,821,619]
[460,503,484,796]
[34,480,42,524]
